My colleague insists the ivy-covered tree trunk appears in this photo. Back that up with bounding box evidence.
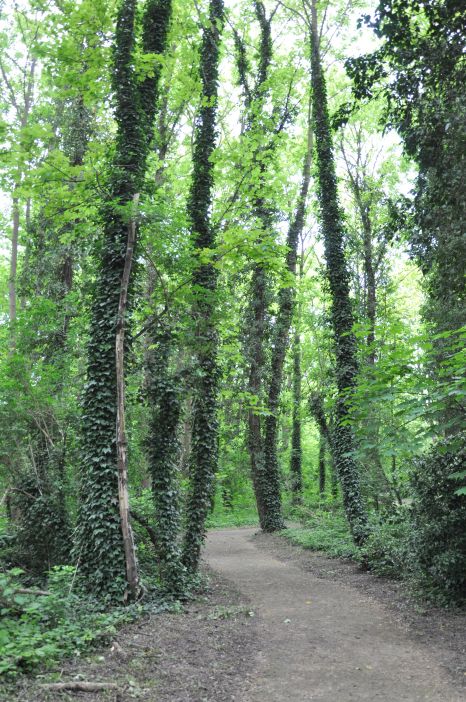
[145,324,184,594]
[262,132,312,529]
[182,0,224,575]
[318,433,326,496]
[144,95,185,594]
[290,328,303,504]
[237,1,280,531]
[309,0,369,545]
[75,0,172,600]
[247,257,269,527]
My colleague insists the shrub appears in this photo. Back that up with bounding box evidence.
[6,471,72,578]
[360,510,411,577]
[0,566,140,677]
[408,437,466,606]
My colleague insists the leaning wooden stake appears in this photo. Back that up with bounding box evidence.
[116,194,140,601]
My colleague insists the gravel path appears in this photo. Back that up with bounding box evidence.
[204,527,464,702]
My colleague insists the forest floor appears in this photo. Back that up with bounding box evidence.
[3,527,465,702]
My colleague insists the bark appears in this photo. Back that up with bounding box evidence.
[182,0,224,574]
[318,433,326,496]
[310,0,369,546]
[290,329,303,504]
[116,195,139,601]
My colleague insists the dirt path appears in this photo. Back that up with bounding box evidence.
[204,528,464,702]
[4,528,464,702]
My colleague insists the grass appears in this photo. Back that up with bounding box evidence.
[206,503,259,529]
[207,497,356,560]
[280,509,358,559]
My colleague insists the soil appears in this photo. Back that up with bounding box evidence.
[3,527,465,702]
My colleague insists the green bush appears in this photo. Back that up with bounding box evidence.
[5,471,72,579]
[359,510,411,577]
[0,566,143,677]
[408,438,466,606]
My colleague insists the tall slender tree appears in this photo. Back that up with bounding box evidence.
[309,0,369,545]
[236,1,275,530]
[75,0,172,600]
[182,0,224,574]
[263,110,313,523]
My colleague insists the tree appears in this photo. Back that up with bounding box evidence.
[309,0,369,546]
[0,7,38,340]
[182,0,225,574]
[347,0,466,600]
[75,0,172,601]
[262,103,313,524]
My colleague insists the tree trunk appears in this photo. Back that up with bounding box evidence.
[309,0,369,546]
[115,195,139,601]
[262,114,312,530]
[318,433,326,496]
[182,0,224,574]
[342,154,397,507]
[75,0,172,600]
[145,324,184,594]
[290,328,303,504]
[247,258,268,527]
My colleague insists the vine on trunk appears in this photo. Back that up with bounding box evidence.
[182,0,224,574]
[146,324,185,594]
[75,0,172,600]
[309,0,369,546]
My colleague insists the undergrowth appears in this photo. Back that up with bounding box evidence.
[281,509,358,559]
[206,503,259,528]
[0,565,170,678]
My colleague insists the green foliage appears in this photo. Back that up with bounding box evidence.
[408,438,466,607]
[282,511,357,560]
[0,0,464,625]
[206,501,259,528]
[359,510,411,577]
[0,566,140,677]
[5,473,71,577]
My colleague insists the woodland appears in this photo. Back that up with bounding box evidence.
[0,0,465,685]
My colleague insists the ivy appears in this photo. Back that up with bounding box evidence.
[145,324,185,594]
[309,3,369,546]
[74,0,172,600]
[182,0,224,575]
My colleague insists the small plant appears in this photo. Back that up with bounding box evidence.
[0,566,141,677]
